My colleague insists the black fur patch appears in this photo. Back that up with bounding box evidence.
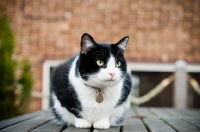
[115,74,132,107]
[51,55,82,119]
[75,60,79,77]
[52,107,68,124]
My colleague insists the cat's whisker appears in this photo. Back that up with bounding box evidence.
[123,85,131,92]
[81,73,89,76]
[79,69,86,73]
[89,79,101,88]
[89,79,98,86]
[124,78,132,83]
[116,57,125,60]
[95,54,104,59]
[131,89,137,95]
[92,51,104,56]
[99,45,106,58]
[114,49,122,60]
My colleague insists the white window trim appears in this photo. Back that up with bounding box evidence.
[42,60,200,110]
[42,60,65,110]
[127,62,200,73]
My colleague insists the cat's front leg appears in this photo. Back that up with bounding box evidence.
[75,118,92,128]
[93,116,110,129]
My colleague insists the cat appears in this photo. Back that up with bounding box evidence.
[50,33,132,129]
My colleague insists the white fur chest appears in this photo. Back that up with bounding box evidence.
[69,56,123,122]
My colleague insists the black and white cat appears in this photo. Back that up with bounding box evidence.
[50,33,132,129]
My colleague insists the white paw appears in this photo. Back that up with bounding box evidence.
[75,118,92,128]
[93,118,110,129]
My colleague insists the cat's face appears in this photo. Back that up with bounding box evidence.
[78,33,129,87]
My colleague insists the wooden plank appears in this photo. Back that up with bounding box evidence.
[31,120,66,132]
[123,108,148,132]
[63,126,91,132]
[0,108,199,132]
[124,118,148,132]
[164,108,193,118]
[134,107,156,118]
[149,108,172,118]
[0,110,46,129]
[144,118,176,132]
[164,119,200,132]
[180,109,200,117]
[1,112,54,132]
[93,126,120,132]
[184,119,200,129]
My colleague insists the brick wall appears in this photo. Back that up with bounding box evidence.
[1,0,200,111]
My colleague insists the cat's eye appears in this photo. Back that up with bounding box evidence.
[116,61,121,67]
[96,60,104,67]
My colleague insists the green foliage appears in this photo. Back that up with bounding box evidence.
[18,60,33,112]
[0,15,33,121]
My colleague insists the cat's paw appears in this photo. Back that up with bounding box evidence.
[93,117,110,129]
[75,118,92,128]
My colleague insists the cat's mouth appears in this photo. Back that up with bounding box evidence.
[105,79,114,82]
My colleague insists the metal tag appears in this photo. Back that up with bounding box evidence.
[96,90,104,103]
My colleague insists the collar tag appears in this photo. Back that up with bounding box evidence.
[85,84,104,103]
[96,89,104,103]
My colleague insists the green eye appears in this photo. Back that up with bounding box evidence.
[96,60,104,66]
[116,61,121,67]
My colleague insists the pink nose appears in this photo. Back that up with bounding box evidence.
[109,73,115,77]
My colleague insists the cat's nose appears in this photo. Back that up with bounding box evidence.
[109,73,115,78]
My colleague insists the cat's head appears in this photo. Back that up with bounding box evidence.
[78,33,129,88]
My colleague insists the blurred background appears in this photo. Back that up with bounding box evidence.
[0,0,200,120]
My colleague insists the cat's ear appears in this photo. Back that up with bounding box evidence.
[80,33,97,54]
[116,36,129,51]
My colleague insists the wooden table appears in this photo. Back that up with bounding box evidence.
[0,107,200,132]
